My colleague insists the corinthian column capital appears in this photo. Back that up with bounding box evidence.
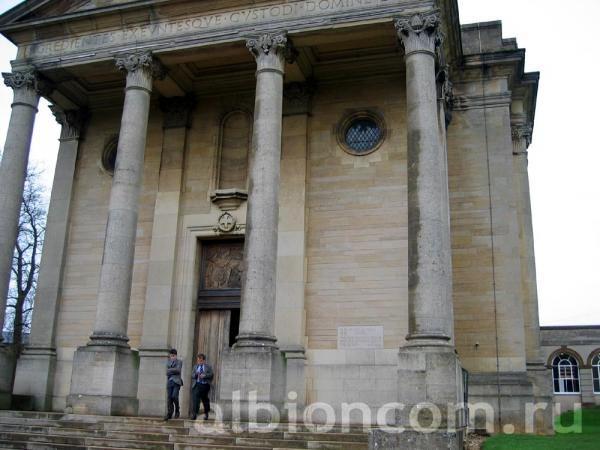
[246,32,296,73]
[115,52,166,90]
[3,70,38,90]
[50,105,88,141]
[394,11,443,56]
[511,123,533,154]
[2,70,51,107]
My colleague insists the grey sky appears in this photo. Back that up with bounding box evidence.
[0,0,598,326]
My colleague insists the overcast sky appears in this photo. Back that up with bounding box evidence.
[0,0,598,326]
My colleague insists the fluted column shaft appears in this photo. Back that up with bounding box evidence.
[0,71,42,342]
[237,33,290,348]
[395,12,454,344]
[90,53,163,347]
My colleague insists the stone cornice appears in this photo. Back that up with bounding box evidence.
[394,11,443,56]
[0,0,176,31]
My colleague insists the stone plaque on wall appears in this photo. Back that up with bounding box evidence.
[337,326,384,349]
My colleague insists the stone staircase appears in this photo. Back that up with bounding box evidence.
[0,411,370,450]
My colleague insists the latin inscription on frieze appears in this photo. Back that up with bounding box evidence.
[24,0,404,59]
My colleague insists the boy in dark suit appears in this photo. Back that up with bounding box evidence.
[164,348,183,421]
[191,353,213,420]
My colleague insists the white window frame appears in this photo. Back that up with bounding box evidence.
[552,353,581,394]
[592,354,600,395]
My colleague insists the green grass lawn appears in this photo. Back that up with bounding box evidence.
[483,406,600,450]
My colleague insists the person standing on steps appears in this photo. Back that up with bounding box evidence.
[164,348,183,421]
[191,353,213,420]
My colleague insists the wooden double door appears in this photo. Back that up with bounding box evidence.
[194,240,243,402]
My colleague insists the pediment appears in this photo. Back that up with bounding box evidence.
[0,0,138,27]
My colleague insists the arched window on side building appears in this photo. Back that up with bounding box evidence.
[592,354,600,394]
[552,353,581,394]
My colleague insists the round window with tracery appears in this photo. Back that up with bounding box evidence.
[338,112,385,155]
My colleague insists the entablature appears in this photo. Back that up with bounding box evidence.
[0,0,465,111]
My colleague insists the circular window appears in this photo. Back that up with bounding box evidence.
[101,134,118,174]
[338,112,385,155]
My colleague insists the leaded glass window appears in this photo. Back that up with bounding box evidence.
[345,118,381,153]
[337,111,385,155]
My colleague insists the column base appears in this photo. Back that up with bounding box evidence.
[219,345,286,421]
[67,344,139,416]
[0,344,16,409]
[235,332,278,348]
[137,348,169,417]
[281,345,306,410]
[369,344,466,450]
[469,371,552,434]
[526,362,554,435]
[12,346,56,411]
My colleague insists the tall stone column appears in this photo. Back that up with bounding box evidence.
[219,32,293,418]
[511,123,541,363]
[276,81,314,410]
[0,70,44,409]
[68,52,164,416]
[12,107,86,411]
[371,13,465,449]
[137,96,194,416]
[0,71,43,339]
[511,122,553,433]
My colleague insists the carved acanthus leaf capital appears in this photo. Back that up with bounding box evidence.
[50,106,88,140]
[2,70,52,97]
[246,32,296,71]
[115,52,167,89]
[3,70,37,90]
[511,123,533,153]
[394,11,443,56]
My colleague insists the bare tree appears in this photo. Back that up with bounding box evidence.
[4,168,46,353]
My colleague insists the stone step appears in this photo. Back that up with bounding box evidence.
[0,412,372,433]
[0,431,176,449]
[0,441,87,450]
[0,411,370,450]
[0,422,366,442]
[0,427,367,450]
[284,431,367,442]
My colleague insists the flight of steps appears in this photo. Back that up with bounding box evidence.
[0,411,370,450]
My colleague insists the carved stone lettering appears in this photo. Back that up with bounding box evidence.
[23,0,403,60]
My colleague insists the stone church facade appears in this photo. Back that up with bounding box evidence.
[0,0,548,446]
